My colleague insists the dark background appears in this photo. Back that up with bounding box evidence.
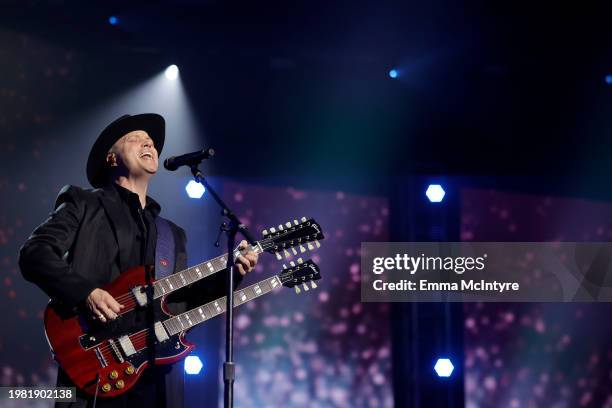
[3,1,612,186]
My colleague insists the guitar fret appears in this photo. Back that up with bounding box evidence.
[164,318,175,335]
[172,318,181,333]
[159,280,169,294]
[164,319,173,335]
[192,309,203,324]
[188,267,198,282]
[184,313,193,326]
[213,299,224,314]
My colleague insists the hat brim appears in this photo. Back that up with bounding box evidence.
[87,113,165,188]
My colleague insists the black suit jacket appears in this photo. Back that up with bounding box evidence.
[19,183,237,310]
[19,184,238,407]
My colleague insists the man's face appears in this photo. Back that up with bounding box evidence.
[108,130,158,178]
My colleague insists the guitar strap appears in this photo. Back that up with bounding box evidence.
[155,217,176,278]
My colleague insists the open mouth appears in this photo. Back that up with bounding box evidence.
[139,152,154,161]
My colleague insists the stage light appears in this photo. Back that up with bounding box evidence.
[434,358,454,378]
[389,69,399,79]
[426,184,445,203]
[108,16,118,25]
[605,75,612,85]
[165,65,179,80]
[184,356,204,375]
[185,180,205,199]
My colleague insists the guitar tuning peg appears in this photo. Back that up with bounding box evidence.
[282,264,287,269]
[284,249,291,258]
[285,222,292,228]
[301,217,307,222]
[278,224,284,231]
[297,258,303,264]
[294,286,301,294]
[270,227,276,233]
[290,261,296,267]
[291,247,297,255]
[275,252,282,260]
[299,245,306,253]
[302,283,309,291]
[294,219,299,225]
[315,240,321,248]
[310,281,317,289]
[307,242,314,250]
[262,229,268,236]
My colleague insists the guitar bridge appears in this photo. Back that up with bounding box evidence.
[94,347,108,367]
[108,339,124,363]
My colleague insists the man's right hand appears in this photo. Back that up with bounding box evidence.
[86,288,124,322]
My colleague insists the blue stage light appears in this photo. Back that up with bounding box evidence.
[389,69,398,79]
[184,356,204,375]
[605,75,612,85]
[108,16,118,25]
[185,180,205,199]
[425,184,445,203]
[434,358,454,378]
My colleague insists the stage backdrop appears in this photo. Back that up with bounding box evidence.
[211,182,393,408]
[461,188,612,408]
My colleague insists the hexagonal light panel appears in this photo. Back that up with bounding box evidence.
[434,358,454,378]
[184,355,204,375]
[185,180,206,199]
[425,184,445,203]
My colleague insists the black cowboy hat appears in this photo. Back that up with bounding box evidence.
[86,113,165,188]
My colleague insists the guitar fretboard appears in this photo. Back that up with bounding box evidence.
[163,275,283,336]
[152,246,260,298]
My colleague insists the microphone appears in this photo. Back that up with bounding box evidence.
[163,148,215,171]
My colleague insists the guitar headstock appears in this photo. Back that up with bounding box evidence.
[278,258,321,294]
[260,217,324,260]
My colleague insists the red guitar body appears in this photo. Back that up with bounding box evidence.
[44,266,194,398]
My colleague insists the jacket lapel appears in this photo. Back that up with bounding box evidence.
[98,185,133,269]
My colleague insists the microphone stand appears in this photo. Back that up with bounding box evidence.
[188,163,256,408]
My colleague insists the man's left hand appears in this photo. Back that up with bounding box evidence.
[236,240,258,275]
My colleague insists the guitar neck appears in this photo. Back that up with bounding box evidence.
[152,243,263,299]
[162,275,284,336]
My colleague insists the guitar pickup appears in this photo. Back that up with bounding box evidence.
[154,322,169,343]
[118,335,137,357]
[131,286,148,307]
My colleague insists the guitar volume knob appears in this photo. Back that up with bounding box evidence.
[101,383,111,393]
[109,370,119,380]
[115,380,125,389]
[125,365,135,375]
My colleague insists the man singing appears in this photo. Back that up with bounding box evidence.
[19,113,258,407]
